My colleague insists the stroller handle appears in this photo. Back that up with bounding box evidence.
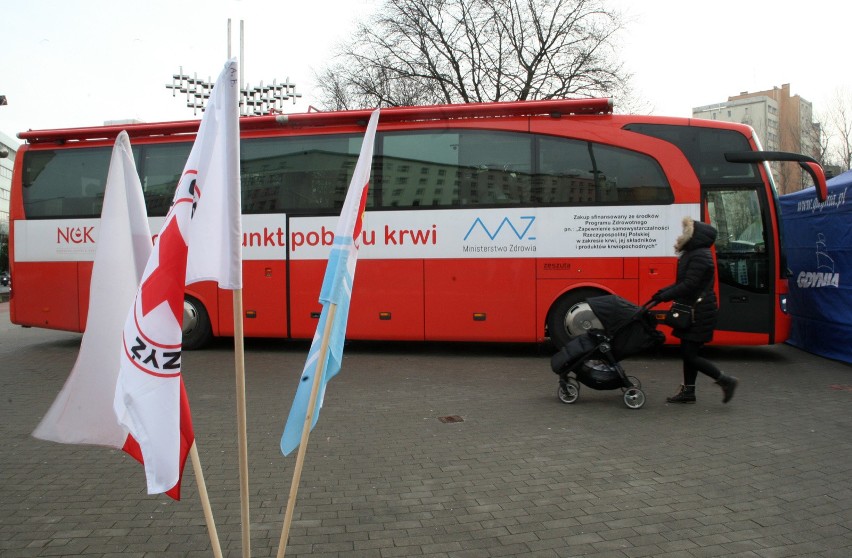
[611,299,660,330]
[641,299,670,326]
[641,299,660,311]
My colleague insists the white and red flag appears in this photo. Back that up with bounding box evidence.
[33,131,151,448]
[114,58,242,499]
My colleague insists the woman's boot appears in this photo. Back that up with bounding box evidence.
[666,385,696,403]
[716,374,738,403]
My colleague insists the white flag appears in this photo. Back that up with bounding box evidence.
[33,131,151,447]
[185,60,242,289]
[114,59,241,499]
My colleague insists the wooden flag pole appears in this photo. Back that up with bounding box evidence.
[276,304,338,558]
[190,442,223,558]
[233,290,251,558]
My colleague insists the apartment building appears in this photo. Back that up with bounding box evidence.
[0,129,17,268]
[693,84,820,195]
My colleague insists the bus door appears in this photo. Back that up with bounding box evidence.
[704,187,774,335]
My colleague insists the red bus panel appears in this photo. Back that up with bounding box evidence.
[347,260,425,341]
[424,258,536,342]
[11,261,82,332]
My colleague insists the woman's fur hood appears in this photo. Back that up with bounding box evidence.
[674,216,717,253]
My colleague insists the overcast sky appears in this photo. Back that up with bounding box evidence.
[1,0,850,144]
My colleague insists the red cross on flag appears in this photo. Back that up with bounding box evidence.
[114,59,242,499]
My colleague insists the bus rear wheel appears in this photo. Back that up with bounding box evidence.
[546,288,606,349]
[182,296,213,350]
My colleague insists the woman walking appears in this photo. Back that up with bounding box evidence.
[653,216,738,404]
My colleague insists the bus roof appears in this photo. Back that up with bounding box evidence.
[17,97,614,145]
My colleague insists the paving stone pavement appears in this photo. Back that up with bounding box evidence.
[1,301,851,558]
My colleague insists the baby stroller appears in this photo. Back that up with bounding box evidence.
[550,295,664,409]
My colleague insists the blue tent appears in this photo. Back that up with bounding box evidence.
[779,171,852,363]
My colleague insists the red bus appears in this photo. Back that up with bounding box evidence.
[9,98,826,349]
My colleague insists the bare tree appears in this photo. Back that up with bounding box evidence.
[775,112,809,194]
[806,120,831,169]
[315,0,628,110]
[822,88,852,172]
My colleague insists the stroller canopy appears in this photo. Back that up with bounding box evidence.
[586,295,643,334]
[586,295,664,360]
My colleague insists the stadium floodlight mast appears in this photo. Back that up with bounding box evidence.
[165,20,301,116]
[167,69,301,116]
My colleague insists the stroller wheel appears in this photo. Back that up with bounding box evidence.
[623,387,645,409]
[622,376,642,391]
[557,379,580,404]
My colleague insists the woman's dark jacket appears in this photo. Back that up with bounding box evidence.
[655,218,718,343]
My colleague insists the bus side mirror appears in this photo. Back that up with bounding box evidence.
[799,161,828,203]
[725,151,829,203]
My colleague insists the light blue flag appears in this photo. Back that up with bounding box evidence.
[281,108,380,456]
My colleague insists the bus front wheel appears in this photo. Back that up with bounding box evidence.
[182,296,213,350]
[546,288,606,349]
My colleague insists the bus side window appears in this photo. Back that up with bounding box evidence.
[22,148,112,219]
[241,136,360,213]
[140,142,193,217]
[536,137,672,205]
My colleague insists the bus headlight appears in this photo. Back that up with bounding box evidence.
[780,294,788,314]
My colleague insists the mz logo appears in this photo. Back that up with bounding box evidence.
[463,216,536,241]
